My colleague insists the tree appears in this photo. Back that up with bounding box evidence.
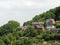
[54,34,60,40]
[16,38,33,45]
[55,6,60,20]
[0,20,20,35]
[56,21,60,28]
[24,26,38,37]
[0,39,5,45]
[8,20,20,32]
[1,35,10,45]
[23,20,32,26]
[42,34,51,41]
[23,6,60,26]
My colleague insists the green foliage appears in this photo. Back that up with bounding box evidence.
[0,20,20,36]
[32,38,40,44]
[8,20,20,32]
[0,6,60,45]
[42,34,51,41]
[37,30,43,34]
[23,20,32,26]
[57,30,60,34]
[33,15,42,22]
[0,39,5,45]
[54,6,60,20]
[15,31,24,37]
[23,6,60,26]
[54,34,60,40]
[16,38,33,45]
[56,21,60,28]
[24,26,38,37]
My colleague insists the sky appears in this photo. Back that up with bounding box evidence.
[0,0,60,26]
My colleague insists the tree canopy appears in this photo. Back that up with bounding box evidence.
[23,6,60,26]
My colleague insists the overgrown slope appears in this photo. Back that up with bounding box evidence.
[23,6,60,26]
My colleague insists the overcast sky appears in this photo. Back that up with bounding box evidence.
[0,0,60,26]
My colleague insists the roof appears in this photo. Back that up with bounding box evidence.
[46,19,55,22]
[46,19,54,20]
[46,19,55,24]
[32,22,44,25]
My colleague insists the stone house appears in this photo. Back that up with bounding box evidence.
[32,22,45,31]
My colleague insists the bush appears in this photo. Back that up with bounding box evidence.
[16,38,33,45]
[24,26,38,37]
[0,39,5,45]
[32,38,39,44]
[54,34,60,40]
[42,34,51,41]
[37,30,43,34]
[56,21,60,28]
[36,35,43,39]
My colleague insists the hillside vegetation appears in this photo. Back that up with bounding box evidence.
[23,6,60,26]
[0,6,60,45]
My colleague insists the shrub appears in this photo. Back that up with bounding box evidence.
[16,38,33,45]
[24,26,38,37]
[42,34,51,41]
[56,21,60,28]
[0,39,5,45]
[54,34,60,40]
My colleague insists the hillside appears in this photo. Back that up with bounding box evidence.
[0,6,60,45]
[23,6,60,26]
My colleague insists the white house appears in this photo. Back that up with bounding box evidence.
[46,19,56,30]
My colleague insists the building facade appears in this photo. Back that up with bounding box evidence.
[46,19,56,30]
[32,22,45,31]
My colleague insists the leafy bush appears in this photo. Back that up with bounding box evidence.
[0,20,20,36]
[42,34,51,41]
[24,26,38,37]
[32,38,39,44]
[0,39,5,45]
[54,34,60,40]
[56,21,60,28]
[16,38,33,45]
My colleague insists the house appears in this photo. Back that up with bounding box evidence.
[32,22,45,31]
[46,19,56,30]
[46,19,55,24]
